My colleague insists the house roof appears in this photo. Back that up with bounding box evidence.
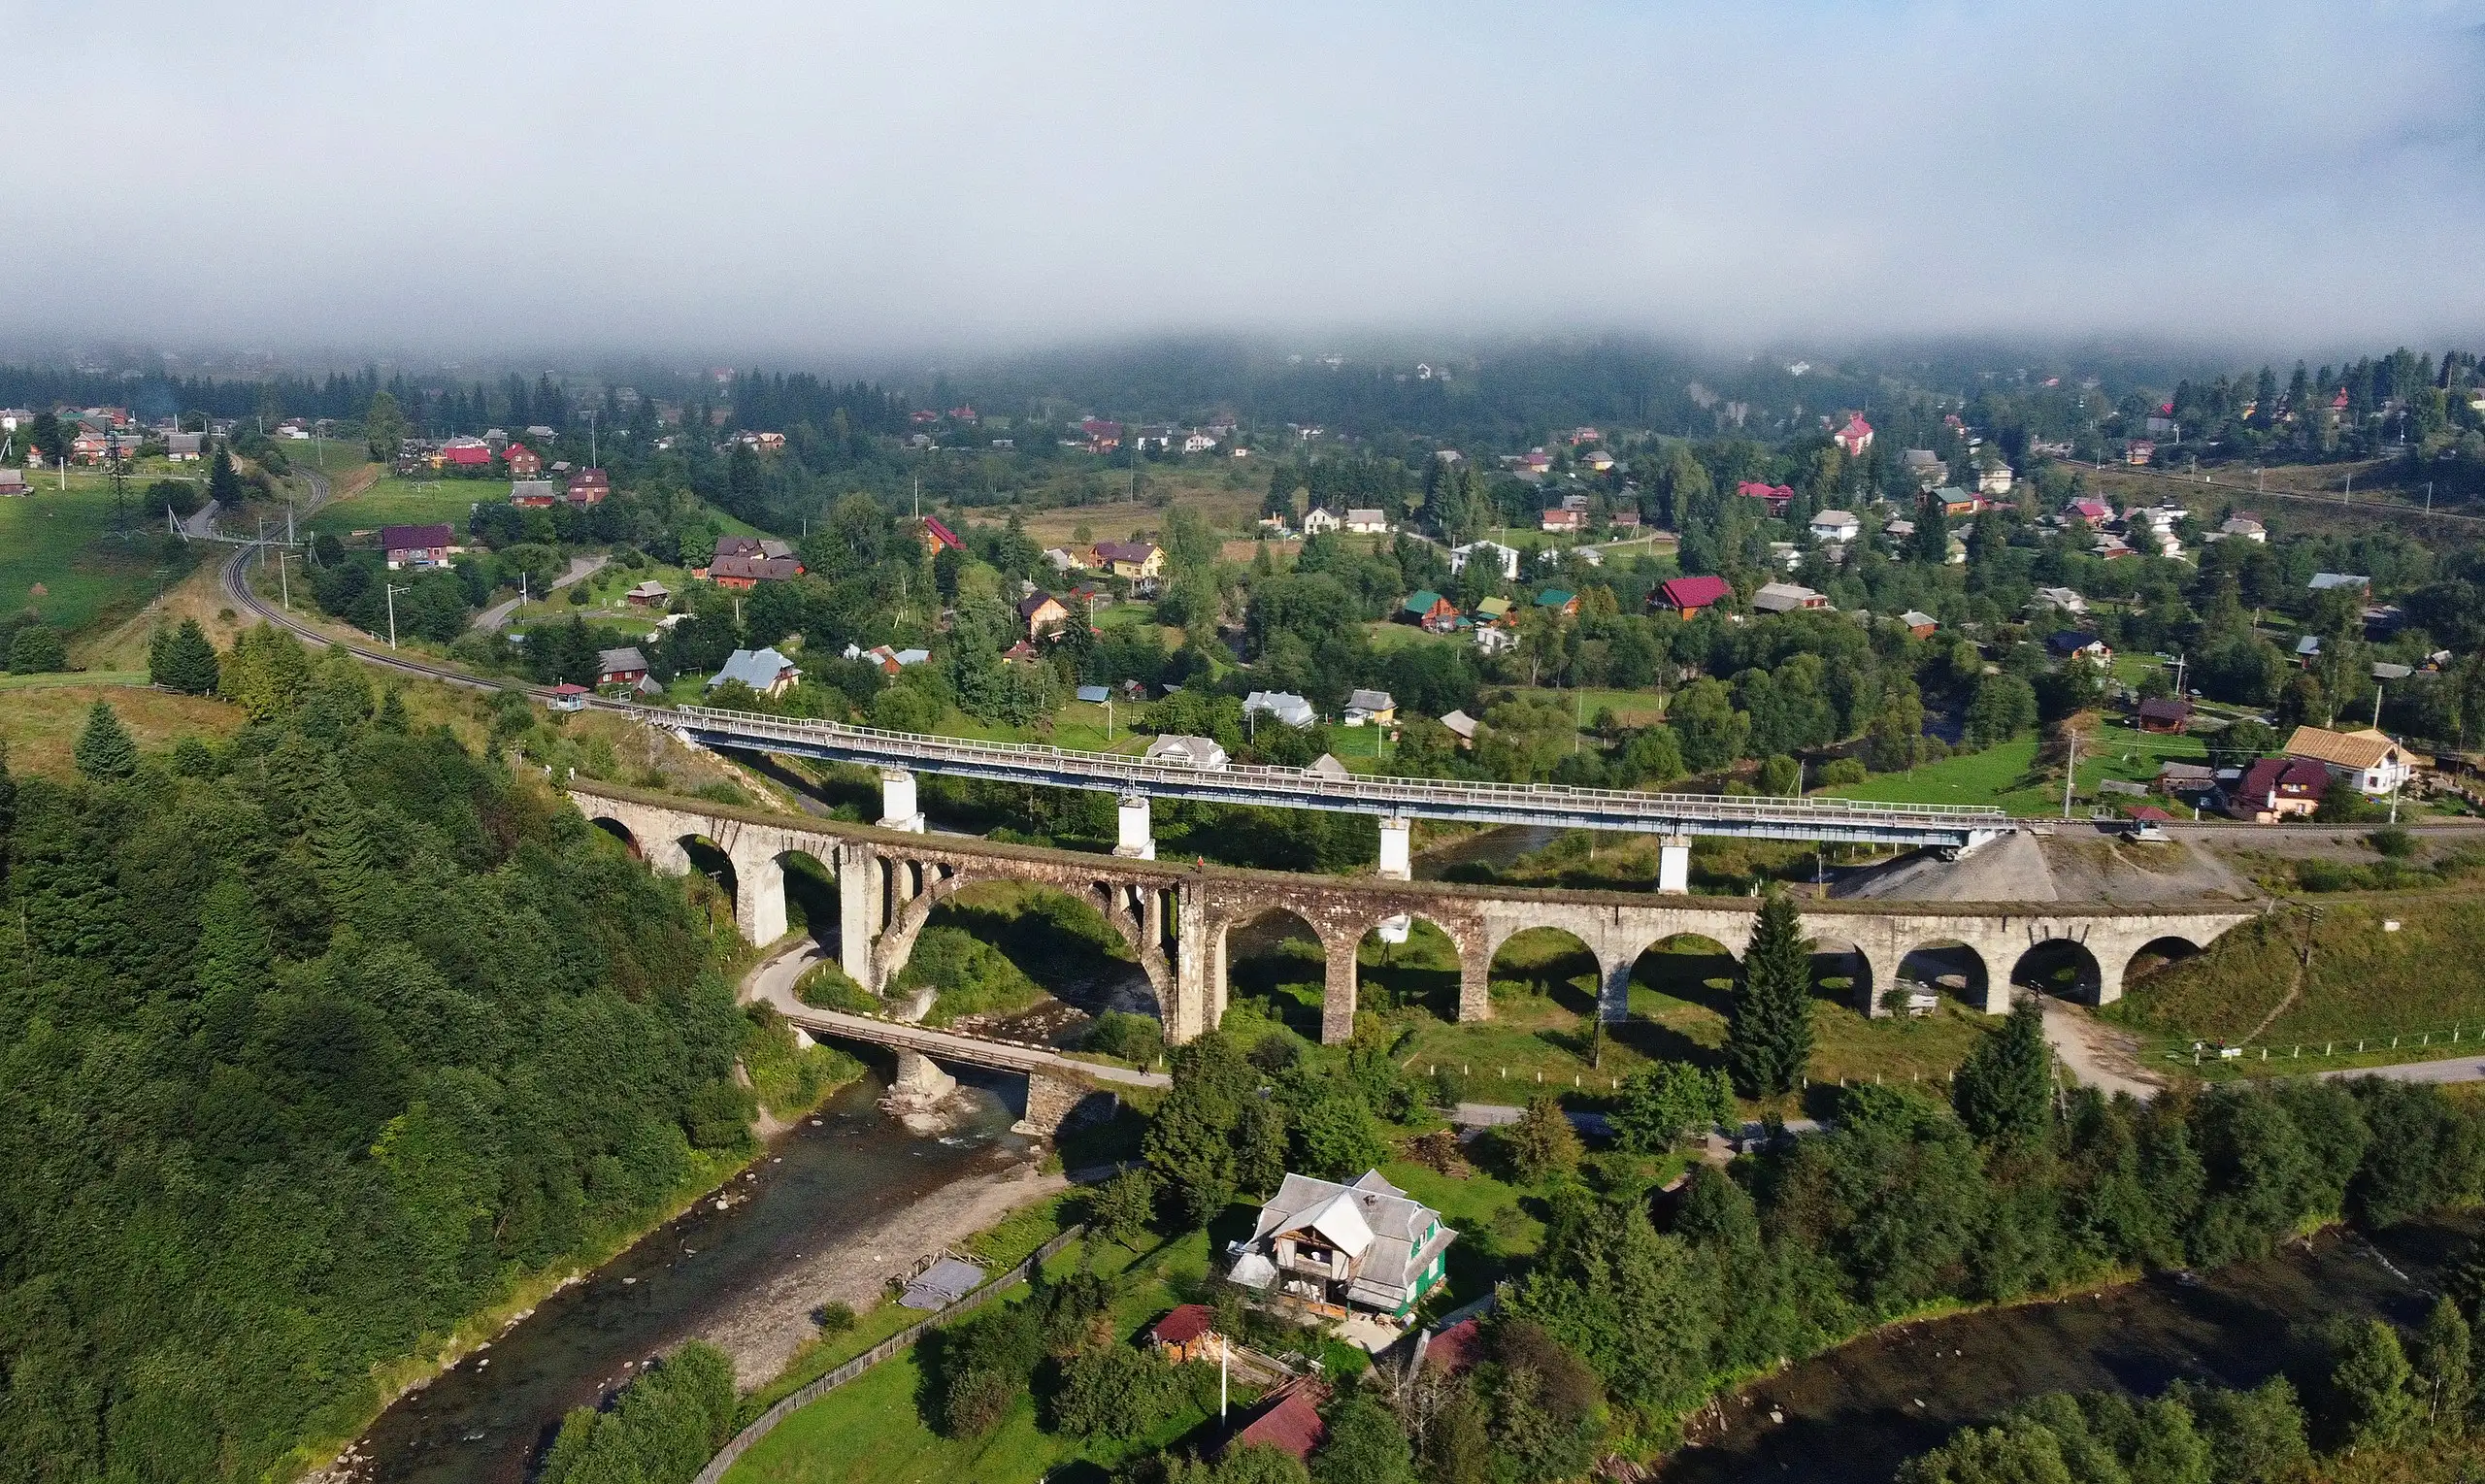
[2240,756,2329,800]
[1346,689,1394,712]
[1404,589,1448,615]
[715,536,797,561]
[2137,698,2193,724]
[1017,591,1064,618]
[625,579,670,598]
[1900,610,1938,629]
[1094,540,1159,565]
[2308,572,2369,591]
[1307,753,1349,779]
[597,646,647,674]
[1425,1318,1483,1376]
[1536,588,1576,608]
[2295,635,2323,656]
[1247,1170,1456,1305]
[510,479,559,501]
[1439,709,1478,740]
[1152,1303,1216,1347]
[1810,509,1858,527]
[1345,508,1385,522]
[1660,575,1734,610]
[1230,1385,1329,1465]
[2283,725,2409,771]
[1076,684,1110,704]
[2047,630,2106,655]
[1751,582,1823,613]
[921,515,964,550]
[1245,690,1315,726]
[708,647,799,691]
[381,522,455,549]
[1145,734,1227,768]
[1475,596,1512,618]
[710,555,805,582]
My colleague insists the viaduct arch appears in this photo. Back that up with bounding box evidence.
[570,782,2261,1046]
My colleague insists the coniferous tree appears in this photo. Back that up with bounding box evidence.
[1913,491,1949,566]
[1727,889,1813,1097]
[0,740,15,879]
[207,445,243,507]
[375,687,409,732]
[149,617,220,695]
[73,702,139,782]
[1953,999,2055,1146]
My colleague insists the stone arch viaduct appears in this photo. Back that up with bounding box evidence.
[570,782,2262,1045]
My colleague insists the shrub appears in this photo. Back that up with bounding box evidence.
[1820,757,1869,787]
[2367,825,2415,858]
[1086,1009,1165,1067]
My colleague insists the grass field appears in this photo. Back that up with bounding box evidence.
[1821,723,2210,815]
[306,476,493,537]
[0,479,194,637]
[0,684,242,777]
[723,1228,1232,1484]
[2110,888,2485,1050]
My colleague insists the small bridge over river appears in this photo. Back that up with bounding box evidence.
[571,782,2262,1045]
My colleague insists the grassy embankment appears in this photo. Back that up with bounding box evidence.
[2109,886,2485,1079]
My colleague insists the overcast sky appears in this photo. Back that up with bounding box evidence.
[8,1,2483,363]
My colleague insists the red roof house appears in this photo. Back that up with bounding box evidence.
[566,468,611,505]
[439,441,492,469]
[1833,413,1874,456]
[1737,480,1796,515]
[504,442,542,477]
[919,515,965,554]
[1654,575,1735,618]
[1226,1382,1329,1465]
[1423,1318,1483,1377]
[2230,757,2328,821]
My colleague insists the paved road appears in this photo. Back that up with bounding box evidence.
[2041,995,2485,1099]
[180,499,219,539]
[470,553,610,632]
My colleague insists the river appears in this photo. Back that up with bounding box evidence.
[342,1068,1027,1484]
[1660,1213,2481,1484]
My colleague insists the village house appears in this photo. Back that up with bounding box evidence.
[1903,448,1946,486]
[381,523,456,570]
[2063,497,2114,525]
[2032,586,2090,617]
[1144,734,1229,769]
[1535,588,1579,618]
[1244,690,1316,729]
[2283,725,2420,797]
[707,646,802,699]
[1607,509,1640,531]
[1344,689,1396,727]
[1581,448,1616,473]
[1401,589,1458,630]
[1900,610,1938,640]
[1017,590,1070,639]
[1147,1305,1228,1365]
[1976,462,2015,496]
[1833,412,1874,456]
[1750,581,1828,614]
[566,468,611,505]
[917,515,965,556]
[2047,631,2113,663]
[2217,515,2268,543]
[1540,507,1584,534]
[545,682,590,712]
[1091,540,1164,580]
[1473,595,1513,627]
[438,438,493,472]
[1343,508,1390,534]
[1808,509,1861,544]
[0,466,26,496]
[1737,480,1796,516]
[1439,709,1478,747]
[164,431,203,461]
[2137,697,2195,734]
[2227,757,2328,821]
[2126,440,2157,466]
[1226,1169,1456,1322]
[2307,572,2370,599]
[504,442,542,477]
[595,646,649,688]
[623,579,671,607]
[1939,487,1988,519]
[1448,540,1520,581]
[510,479,560,509]
[1653,574,1734,619]
[1300,507,1342,536]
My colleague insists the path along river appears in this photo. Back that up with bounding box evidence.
[1661,1213,2483,1484]
[341,1068,1031,1484]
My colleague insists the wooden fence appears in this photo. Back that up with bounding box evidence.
[691,1225,1086,1484]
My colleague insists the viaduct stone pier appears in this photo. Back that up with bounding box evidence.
[570,782,2261,1045]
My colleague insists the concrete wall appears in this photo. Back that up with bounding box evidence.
[570,785,2260,1047]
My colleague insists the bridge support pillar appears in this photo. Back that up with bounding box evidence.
[645,834,692,877]
[1459,955,1492,1023]
[1984,958,2013,1015]
[1173,884,1209,1043]
[838,844,878,990]
[1322,938,1357,1044]
[1017,1072,1114,1138]
[1657,837,1692,894]
[1860,940,1905,1018]
[734,849,787,944]
[891,1050,956,1102]
[878,768,925,833]
[1376,816,1412,882]
[2094,955,2126,1007]
[1597,956,1633,1024]
[1113,794,1155,860]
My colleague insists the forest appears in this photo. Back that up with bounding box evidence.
[0,633,763,1482]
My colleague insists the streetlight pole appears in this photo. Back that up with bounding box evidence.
[385,583,410,649]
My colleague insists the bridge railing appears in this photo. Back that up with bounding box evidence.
[631,703,2008,832]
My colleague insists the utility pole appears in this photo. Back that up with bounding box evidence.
[385,583,410,649]
[2062,726,2079,821]
[277,551,292,610]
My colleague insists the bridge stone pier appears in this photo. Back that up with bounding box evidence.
[570,783,2261,1046]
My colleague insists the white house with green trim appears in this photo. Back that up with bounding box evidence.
[1227,1170,1456,1321]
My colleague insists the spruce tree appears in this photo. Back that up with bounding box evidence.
[73,702,139,782]
[207,445,242,507]
[1726,888,1813,1097]
[150,618,220,695]
[1952,998,2055,1146]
